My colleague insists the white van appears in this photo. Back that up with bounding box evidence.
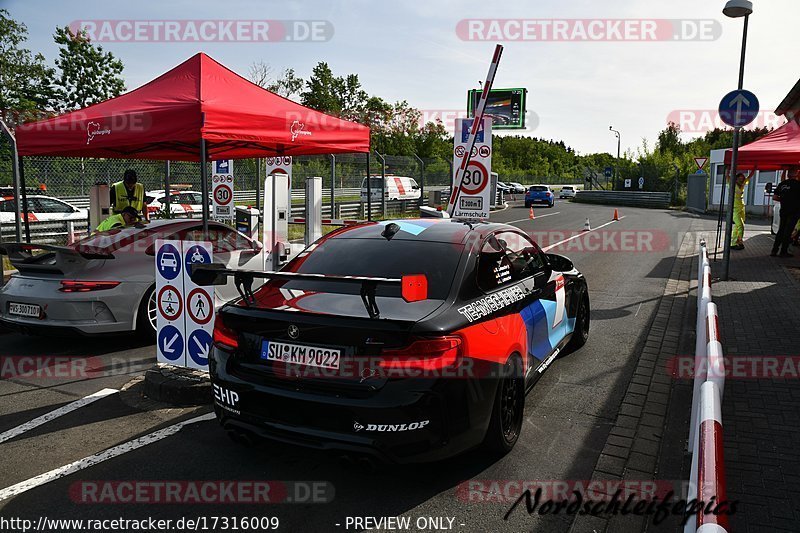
[360,176,421,202]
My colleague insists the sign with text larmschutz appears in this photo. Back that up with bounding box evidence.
[212,159,234,221]
[452,118,492,220]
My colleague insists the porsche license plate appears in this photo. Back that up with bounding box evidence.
[9,302,41,318]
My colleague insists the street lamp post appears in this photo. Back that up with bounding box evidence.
[609,126,621,190]
[721,0,753,281]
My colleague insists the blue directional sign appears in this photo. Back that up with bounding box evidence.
[187,329,212,366]
[604,167,614,178]
[719,90,759,128]
[184,244,212,274]
[156,243,181,281]
[460,119,486,143]
[214,160,231,174]
[158,325,184,362]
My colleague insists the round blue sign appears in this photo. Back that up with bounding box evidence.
[185,245,212,275]
[156,243,181,281]
[158,325,184,362]
[187,329,212,366]
[719,90,760,128]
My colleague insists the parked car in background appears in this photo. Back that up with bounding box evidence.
[0,220,264,338]
[496,182,514,194]
[146,190,210,217]
[360,176,421,202]
[525,185,555,208]
[559,185,578,199]
[0,195,87,224]
[508,182,526,194]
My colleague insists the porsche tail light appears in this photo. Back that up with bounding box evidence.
[379,336,462,371]
[59,280,120,292]
[213,316,239,351]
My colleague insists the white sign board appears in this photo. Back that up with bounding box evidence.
[624,179,632,188]
[182,241,214,370]
[265,156,293,181]
[155,239,214,370]
[156,240,186,366]
[452,118,492,220]
[212,159,234,221]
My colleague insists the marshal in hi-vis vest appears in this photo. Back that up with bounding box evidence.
[112,181,145,213]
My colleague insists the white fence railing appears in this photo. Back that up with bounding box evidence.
[685,239,729,533]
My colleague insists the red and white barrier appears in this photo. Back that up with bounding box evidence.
[685,241,729,533]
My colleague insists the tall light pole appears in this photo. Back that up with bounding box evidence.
[609,126,621,190]
[721,0,753,281]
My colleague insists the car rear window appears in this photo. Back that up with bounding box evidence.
[282,238,464,300]
[530,186,548,192]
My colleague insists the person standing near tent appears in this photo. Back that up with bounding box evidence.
[730,171,751,251]
[771,168,800,258]
[110,169,148,221]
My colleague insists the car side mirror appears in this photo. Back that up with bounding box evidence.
[252,240,264,252]
[545,253,574,272]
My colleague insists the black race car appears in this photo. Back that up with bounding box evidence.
[192,219,590,463]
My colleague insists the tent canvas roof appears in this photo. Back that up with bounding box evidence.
[15,53,370,161]
[725,120,800,170]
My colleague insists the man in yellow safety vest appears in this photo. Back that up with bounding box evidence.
[111,169,148,221]
[730,171,751,251]
[95,206,139,233]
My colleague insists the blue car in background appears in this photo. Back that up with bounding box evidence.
[525,185,555,208]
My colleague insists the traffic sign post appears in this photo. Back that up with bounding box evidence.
[182,241,214,370]
[212,159,235,221]
[156,240,185,365]
[694,157,709,172]
[719,89,759,128]
[265,156,293,180]
[638,176,645,190]
[451,118,493,220]
[155,239,214,370]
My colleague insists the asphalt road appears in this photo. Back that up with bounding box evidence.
[0,200,695,533]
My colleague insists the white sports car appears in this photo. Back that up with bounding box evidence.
[146,190,210,218]
[0,195,87,224]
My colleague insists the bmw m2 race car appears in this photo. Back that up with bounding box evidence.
[192,219,590,463]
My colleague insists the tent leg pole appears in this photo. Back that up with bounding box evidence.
[255,158,261,213]
[0,119,23,242]
[200,139,209,236]
[366,152,372,222]
[19,157,30,244]
[164,161,171,218]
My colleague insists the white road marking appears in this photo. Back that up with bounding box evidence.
[0,412,216,502]
[507,212,561,224]
[541,217,626,252]
[0,388,118,445]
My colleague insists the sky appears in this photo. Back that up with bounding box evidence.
[4,0,799,157]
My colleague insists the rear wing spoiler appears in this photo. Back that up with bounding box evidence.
[190,264,427,319]
[0,243,114,275]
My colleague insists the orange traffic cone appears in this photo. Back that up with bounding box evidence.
[613,208,620,221]
[529,207,535,220]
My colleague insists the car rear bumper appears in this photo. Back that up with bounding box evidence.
[210,349,499,463]
[0,278,149,335]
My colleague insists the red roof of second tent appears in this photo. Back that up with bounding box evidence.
[725,120,800,170]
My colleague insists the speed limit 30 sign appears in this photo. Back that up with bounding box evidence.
[212,159,235,221]
[452,118,492,219]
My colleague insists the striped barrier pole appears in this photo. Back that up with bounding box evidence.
[688,263,713,452]
[447,44,503,217]
[705,303,725,400]
[696,380,728,532]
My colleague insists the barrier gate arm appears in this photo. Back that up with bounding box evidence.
[447,44,503,217]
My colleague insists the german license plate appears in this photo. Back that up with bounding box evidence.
[9,302,41,318]
[261,340,340,370]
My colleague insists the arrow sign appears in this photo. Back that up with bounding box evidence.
[719,90,759,128]
[694,157,708,171]
[158,325,184,362]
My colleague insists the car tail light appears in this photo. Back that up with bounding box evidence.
[546,192,552,197]
[379,336,462,371]
[213,315,239,351]
[401,274,427,302]
[59,280,120,292]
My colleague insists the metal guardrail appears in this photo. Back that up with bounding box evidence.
[685,240,729,533]
[573,190,672,209]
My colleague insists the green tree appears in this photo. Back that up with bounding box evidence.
[300,62,368,121]
[0,9,56,123]
[52,26,125,111]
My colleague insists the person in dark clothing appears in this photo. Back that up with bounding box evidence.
[771,168,800,257]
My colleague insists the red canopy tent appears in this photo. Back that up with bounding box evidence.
[724,120,800,170]
[15,52,370,160]
[7,52,370,237]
